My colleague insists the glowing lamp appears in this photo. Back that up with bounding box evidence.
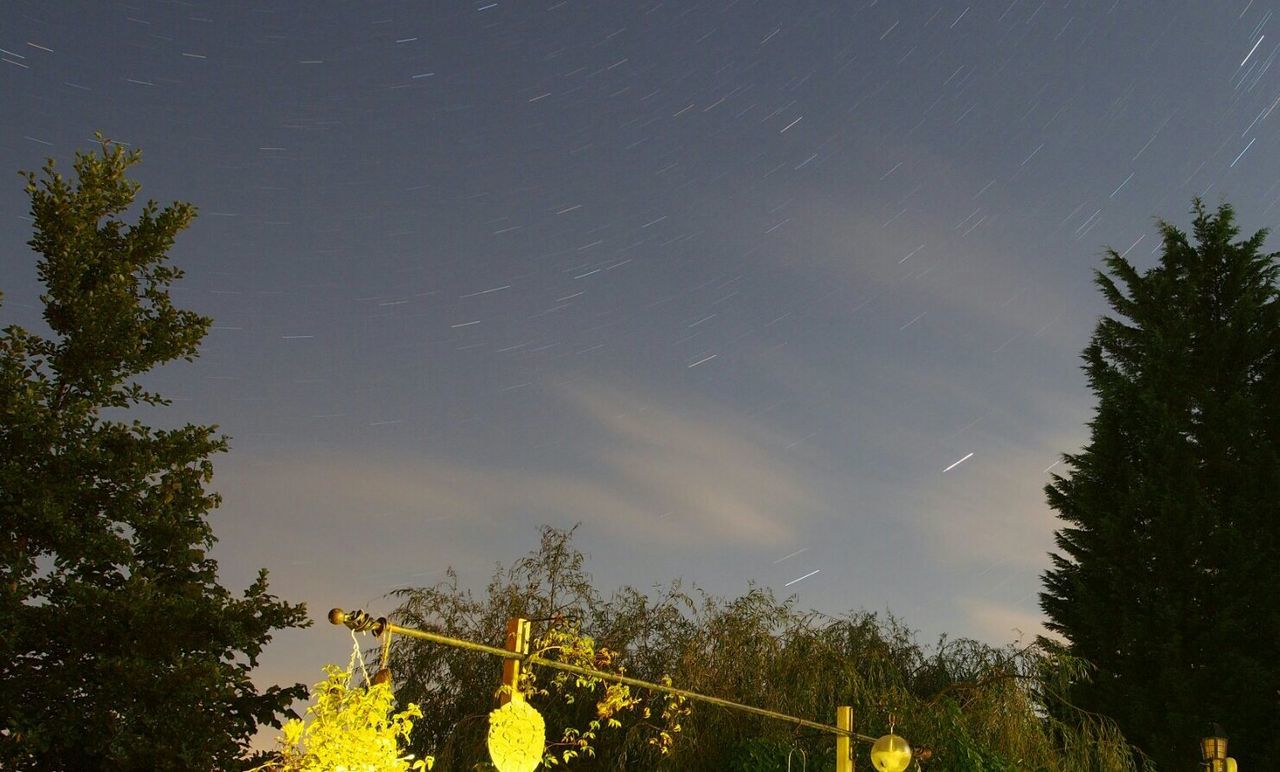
[486,698,545,772]
[1200,733,1227,762]
[1199,726,1238,772]
[870,733,912,772]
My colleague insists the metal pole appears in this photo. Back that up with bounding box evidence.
[836,705,854,772]
[329,608,879,743]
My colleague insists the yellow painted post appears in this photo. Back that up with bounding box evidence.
[500,617,531,706]
[836,705,854,772]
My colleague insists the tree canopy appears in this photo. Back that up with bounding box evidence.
[384,526,1142,770]
[1041,200,1280,769]
[0,138,309,770]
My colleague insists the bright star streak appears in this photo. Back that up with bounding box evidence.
[784,569,821,587]
[943,452,974,473]
[1243,35,1265,67]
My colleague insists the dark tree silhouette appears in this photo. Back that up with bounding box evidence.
[1042,200,1280,769]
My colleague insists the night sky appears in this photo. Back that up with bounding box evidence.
[4,1,1278,706]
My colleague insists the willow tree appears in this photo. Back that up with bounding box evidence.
[1042,200,1280,769]
[383,526,1142,770]
[0,138,308,770]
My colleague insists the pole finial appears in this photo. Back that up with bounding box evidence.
[327,607,385,635]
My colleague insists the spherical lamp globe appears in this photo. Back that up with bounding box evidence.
[870,733,912,772]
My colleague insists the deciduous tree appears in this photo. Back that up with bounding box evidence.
[386,526,1141,770]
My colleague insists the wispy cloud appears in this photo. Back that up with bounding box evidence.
[559,380,824,545]
[223,379,824,564]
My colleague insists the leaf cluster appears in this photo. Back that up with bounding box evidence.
[521,620,685,767]
[257,646,432,772]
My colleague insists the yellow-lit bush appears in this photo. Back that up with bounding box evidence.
[255,647,433,772]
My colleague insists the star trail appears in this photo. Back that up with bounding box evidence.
[4,0,1278,709]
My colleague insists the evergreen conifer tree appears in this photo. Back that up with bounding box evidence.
[1041,200,1280,769]
[0,138,309,770]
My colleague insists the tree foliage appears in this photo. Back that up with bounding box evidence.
[257,641,432,772]
[1041,200,1280,769]
[521,619,689,766]
[384,526,1141,770]
[0,138,309,769]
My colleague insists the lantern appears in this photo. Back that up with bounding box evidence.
[869,733,912,772]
